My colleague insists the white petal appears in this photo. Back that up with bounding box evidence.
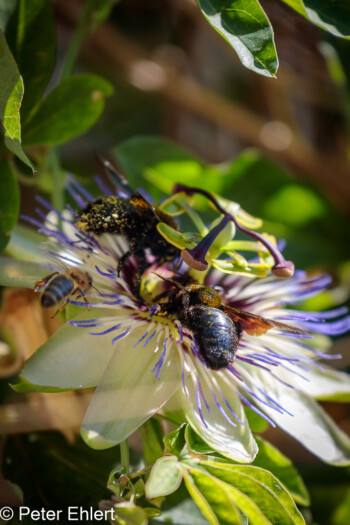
[166,363,258,463]
[0,257,46,288]
[290,365,350,402]
[22,309,124,389]
[245,369,350,465]
[81,329,181,449]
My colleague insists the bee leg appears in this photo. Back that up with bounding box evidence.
[117,250,133,277]
[34,272,59,292]
[51,299,69,319]
[80,292,91,310]
[72,288,91,310]
[133,257,149,298]
[180,292,190,323]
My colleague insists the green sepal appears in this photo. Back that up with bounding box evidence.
[164,423,187,456]
[185,425,214,455]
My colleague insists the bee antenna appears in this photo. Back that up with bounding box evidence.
[152,272,186,291]
[94,153,133,197]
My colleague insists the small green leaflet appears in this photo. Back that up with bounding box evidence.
[281,0,350,38]
[0,29,34,170]
[22,74,114,146]
[197,0,278,77]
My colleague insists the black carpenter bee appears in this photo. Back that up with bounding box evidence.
[34,269,93,316]
[75,160,180,292]
[158,279,309,370]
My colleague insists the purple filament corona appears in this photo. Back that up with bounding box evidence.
[25,176,350,438]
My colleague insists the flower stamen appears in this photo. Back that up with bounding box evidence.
[173,184,294,277]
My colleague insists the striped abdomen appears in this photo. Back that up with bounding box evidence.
[41,275,74,307]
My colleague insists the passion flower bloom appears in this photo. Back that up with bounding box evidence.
[11,182,350,467]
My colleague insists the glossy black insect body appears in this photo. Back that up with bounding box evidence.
[158,280,309,370]
[34,269,93,316]
[186,305,241,369]
[75,161,180,292]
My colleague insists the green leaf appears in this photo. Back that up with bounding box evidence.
[200,462,305,525]
[22,74,114,146]
[0,159,19,253]
[0,28,34,170]
[182,466,243,525]
[164,423,187,456]
[0,256,45,287]
[181,468,221,525]
[140,417,164,466]
[197,0,278,77]
[150,485,210,525]
[252,437,310,506]
[145,456,182,499]
[281,0,350,38]
[12,0,56,121]
[0,0,17,31]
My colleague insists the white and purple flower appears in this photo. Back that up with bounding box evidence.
[11,179,350,466]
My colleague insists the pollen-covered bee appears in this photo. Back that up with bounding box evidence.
[34,269,93,316]
[158,279,309,370]
[74,160,180,292]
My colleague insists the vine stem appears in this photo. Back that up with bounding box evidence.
[120,439,130,474]
[61,4,92,80]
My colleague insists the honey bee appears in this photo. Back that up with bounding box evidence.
[158,279,309,370]
[75,159,180,293]
[34,269,93,316]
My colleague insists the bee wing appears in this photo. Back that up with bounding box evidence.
[225,306,310,336]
